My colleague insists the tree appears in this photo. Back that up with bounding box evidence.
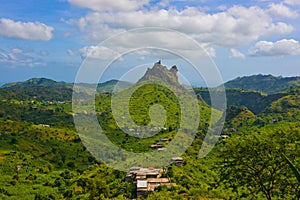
[219,126,300,199]
[10,137,18,144]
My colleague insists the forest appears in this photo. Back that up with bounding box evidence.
[0,75,299,199]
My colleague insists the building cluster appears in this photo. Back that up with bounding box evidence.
[125,167,171,196]
[125,156,184,197]
[44,101,67,105]
[37,124,50,127]
[150,138,170,152]
[171,157,184,166]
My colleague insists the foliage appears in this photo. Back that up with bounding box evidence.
[1,78,72,89]
[282,153,300,184]
[224,74,300,94]
[195,87,286,114]
[218,123,300,199]
[0,77,299,199]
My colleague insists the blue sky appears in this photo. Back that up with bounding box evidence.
[0,0,300,86]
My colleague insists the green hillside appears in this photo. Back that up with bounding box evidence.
[195,87,286,114]
[0,85,299,199]
[0,87,72,102]
[224,74,300,94]
[1,78,131,95]
[0,71,300,199]
[2,78,72,89]
[224,106,256,129]
[260,87,300,123]
[96,80,132,93]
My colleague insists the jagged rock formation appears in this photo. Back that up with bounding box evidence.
[169,65,178,76]
[138,61,180,87]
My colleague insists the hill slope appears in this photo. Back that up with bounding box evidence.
[194,88,286,114]
[96,80,132,93]
[1,69,300,199]
[224,74,300,94]
[2,78,72,89]
[1,78,132,94]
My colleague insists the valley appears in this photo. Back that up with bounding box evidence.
[0,65,299,199]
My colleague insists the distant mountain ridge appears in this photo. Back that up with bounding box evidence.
[224,74,300,94]
[96,79,132,93]
[195,88,286,114]
[1,78,132,93]
[2,74,300,97]
[2,78,72,89]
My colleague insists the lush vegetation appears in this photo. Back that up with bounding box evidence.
[0,76,299,199]
[1,78,132,94]
[224,74,300,94]
[195,87,286,114]
[2,78,73,89]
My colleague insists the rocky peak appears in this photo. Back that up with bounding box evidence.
[138,61,180,86]
[169,65,178,76]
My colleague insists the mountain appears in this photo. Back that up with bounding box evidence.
[224,106,256,129]
[224,74,300,94]
[1,78,72,89]
[96,80,132,93]
[1,78,132,100]
[194,88,286,114]
[1,66,300,199]
[138,61,180,86]
[101,61,210,140]
[262,86,300,122]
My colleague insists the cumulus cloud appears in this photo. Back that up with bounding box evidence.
[0,48,45,67]
[68,0,149,12]
[66,5,294,47]
[79,45,122,60]
[249,39,300,56]
[77,28,217,60]
[284,0,300,5]
[0,18,53,41]
[260,22,294,39]
[230,48,245,59]
[268,3,298,18]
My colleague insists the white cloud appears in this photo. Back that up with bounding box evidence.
[263,22,294,36]
[217,5,227,11]
[0,48,45,67]
[0,18,54,41]
[76,28,217,61]
[249,39,300,56]
[230,48,245,59]
[79,45,122,60]
[66,5,294,47]
[268,3,298,18]
[284,0,300,5]
[99,29,216,57]
[156,0,171,8]
[68,0,149,11]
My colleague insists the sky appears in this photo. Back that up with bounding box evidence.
[0,0,300,86]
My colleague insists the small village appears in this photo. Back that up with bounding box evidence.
[124,131,229,197]
[125,156,184,197]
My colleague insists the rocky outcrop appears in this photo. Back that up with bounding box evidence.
[138,61,180,87]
